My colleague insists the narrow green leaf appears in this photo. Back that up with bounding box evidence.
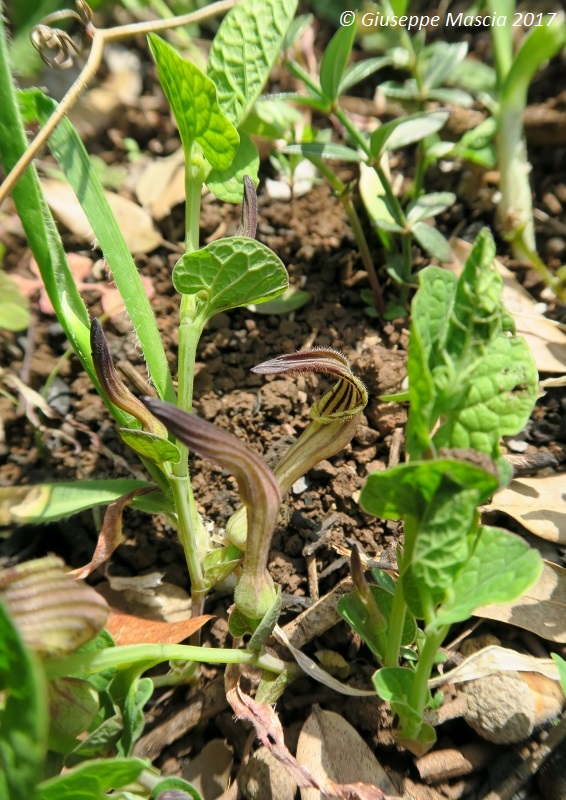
[0,601,48,800]
[208,0,298,127]
[283,142,363,162]
[501,19,566,109]
[412,222,452,262]
[339,56,392,96]
[206,131,259,202]
[427,87,474,107]
[149,34,239,170]
[406,192,455,224]
[433,525,542,628]
[9,480,155,523]
[320,24,356,102]
[20,89,175,406]
[0,19,96,393]
[172,237,288,321]
[36,757,147,800]
[370,111,449,159]
[119,429,181,465]
[248,286,310,315]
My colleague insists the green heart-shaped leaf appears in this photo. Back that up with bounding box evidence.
[172,237,288,321]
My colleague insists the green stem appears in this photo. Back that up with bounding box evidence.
[168,146,210,600]
[384,515,418,668]
[404,623,449,738]
[45,642,290,681]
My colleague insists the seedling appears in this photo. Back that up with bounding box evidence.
[338,229,542,754]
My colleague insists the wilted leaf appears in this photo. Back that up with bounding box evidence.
[182,739,233,800]
[105,612,211,645]
[475,560,566,642]
[101,571,191,622]
[227,684,398,800]
[297,708,398,799]
[428,644,560,688]
[70,486,157,580]
[484,475,566,543]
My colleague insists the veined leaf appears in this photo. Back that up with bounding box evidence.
[206,131,259,202]
[172,237,288,321]
[149,34,239,170]
[119,429,181,465]
[361,458,499,522]
[207,0,298,127]
[433,525,542,628]
[320,24,356,102]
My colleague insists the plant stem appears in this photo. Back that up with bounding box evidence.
[384,515,418,668]
[0,0,237,207]
[45,642,290,681]
[405,623,449,737]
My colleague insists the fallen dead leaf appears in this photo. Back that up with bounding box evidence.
[428,644,560,689]
[484,475,566,543]
[297,707,398,799]
[182,739,233,800]
[136,147,186,220]
[450,237,566,373]
[42,179,162,254]
[105,610,211,645]
[70,486,156,580]
[475,560,566,642]
[227,683,400,800]
[100,570,192,622]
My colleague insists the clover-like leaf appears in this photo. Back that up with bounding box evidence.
[149,34,239,170]
[172,237,288,322]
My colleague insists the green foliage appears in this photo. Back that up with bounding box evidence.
[172,237,288,322]
[339,228,541,753]
[148,34,239,170]
[0,601,48,800]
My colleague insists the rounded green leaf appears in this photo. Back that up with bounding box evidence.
[148,34,239,170]
[119,429,181,465]
[172,237,288,320]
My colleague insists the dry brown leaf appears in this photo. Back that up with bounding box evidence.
[70,47,142,138]
[475,560,566,642]
[100,571,192,622]
[182,739,233,800]
[297,707,398,799]
[136,147,186,220]
[227,683,400,800]
[450,237,566,373]
[105,610,211,645]
[41,179,162,254]
[70,486,156,580]
[428,644,560,689]
[484,476,566,543]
